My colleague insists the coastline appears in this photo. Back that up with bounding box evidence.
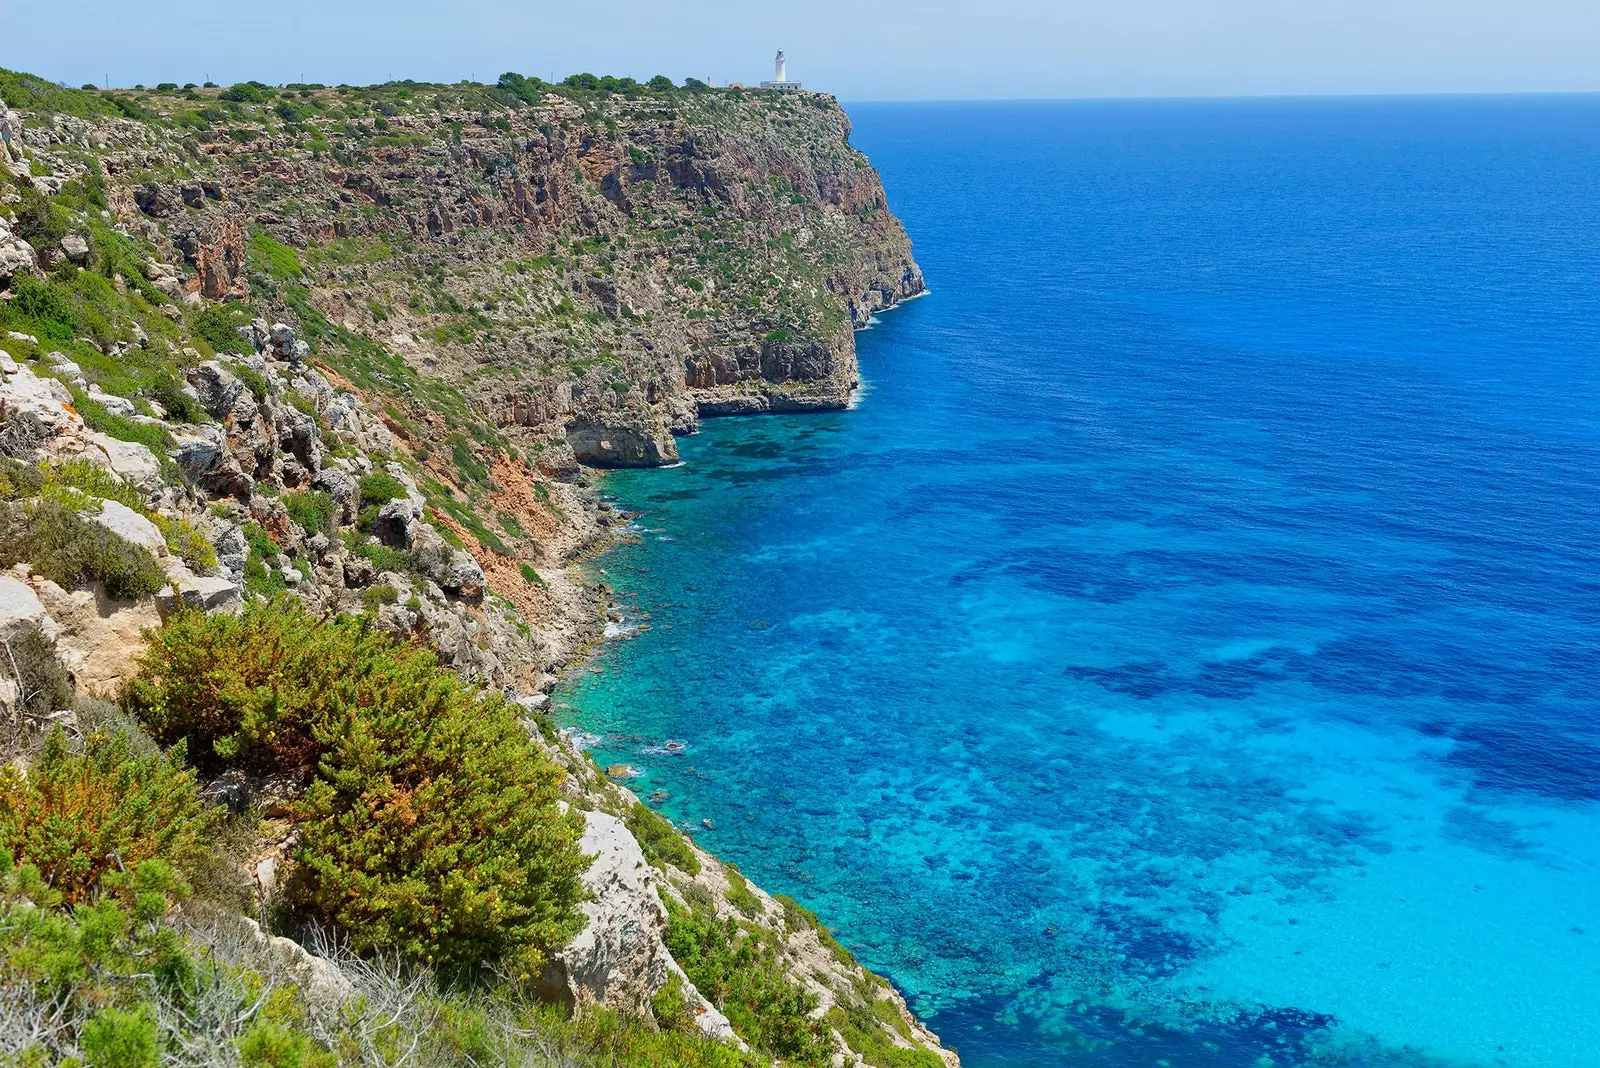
[537,288,957,1063]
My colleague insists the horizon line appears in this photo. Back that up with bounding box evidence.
[838,88,1600,105]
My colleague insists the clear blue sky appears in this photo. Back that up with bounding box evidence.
[6,0,1600,100]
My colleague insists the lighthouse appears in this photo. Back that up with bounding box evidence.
[760,49,804,91]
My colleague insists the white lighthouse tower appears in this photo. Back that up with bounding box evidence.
[761,49,803,90]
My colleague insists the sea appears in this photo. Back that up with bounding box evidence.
[556,97,1600,1068]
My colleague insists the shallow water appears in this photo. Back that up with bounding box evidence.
[557,98,1600,1067]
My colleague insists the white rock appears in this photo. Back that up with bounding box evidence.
[79,433,162,496]
[0,575,57,642]
[44,352,87,389]
[61,233,89,264]
[541,809,670,1012]
[86,386,136,417]
[82,499,167,557]
[0,365,82,436]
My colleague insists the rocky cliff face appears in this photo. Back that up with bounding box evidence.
[10,78,920,469]
[0,71,948,1067]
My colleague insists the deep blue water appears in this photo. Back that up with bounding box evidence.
[557,98,1600,1068]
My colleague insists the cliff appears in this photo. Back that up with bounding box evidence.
[0,70,947,1068]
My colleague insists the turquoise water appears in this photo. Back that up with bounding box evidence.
[557,98,1600,1067]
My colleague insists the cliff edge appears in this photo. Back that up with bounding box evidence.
[0,70,949,1068]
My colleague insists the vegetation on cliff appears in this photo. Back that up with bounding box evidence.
[0,66,949,1068]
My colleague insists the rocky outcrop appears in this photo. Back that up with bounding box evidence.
[565,409,679,468]
[0,75,952,1067]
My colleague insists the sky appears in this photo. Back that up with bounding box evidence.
[5,0,1600,100]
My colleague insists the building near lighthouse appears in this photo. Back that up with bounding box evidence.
[760,50,804,90]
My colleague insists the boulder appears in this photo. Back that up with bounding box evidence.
[159,562,242,617]
[0,218,36,285]
[0,575,57,642]
[0,363,80,434]
[188,361,248,420]
[44,352,86,389]
[85,432,164,495]
[82,499,167,558]
[410,523,485,599]
[61,233,90,264]
[85,386,136,417]
[375,498,418,549]
[537,809,671,1013]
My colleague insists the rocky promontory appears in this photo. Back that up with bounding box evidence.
[0,69,948,1067]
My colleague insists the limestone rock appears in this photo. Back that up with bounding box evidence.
[82,499,167,557]
[0,218,36,285]
[538,809,670,1013]
[566,409,680,468]
[0,575,56,643]
[29,577,161,695]
[85,432,163,494]
[61,233,90,264]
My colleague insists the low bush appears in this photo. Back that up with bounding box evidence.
[188,302,256,356]
[361,583,399,613]
[0,729,216,905]
[722,864,762,919]
[284,489,337,536]
[152,514,218,573]
[126,602,588,975]
[357,471,408,508]
[624,802,701,875]
[0,498,167,599]
[39,458,143,511]
[664,894,831,1065]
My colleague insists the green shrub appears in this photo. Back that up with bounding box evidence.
[189,303,256,355]
[126,603,588,975]
[357,471,407,507]
[151,382,206,423]
[625,802,701,875]
[2,624,74,720]
[284,490,336,536]
[80,1005,161,1068]
[361,583,399,613]
[13,186,69,246]
[826,1001,945,1068]
[0,729,216,905]
[152,514,218,573]
[0,498,166,599]
[664,894,831,1065]
[249,230,303,281]
[518,562,546,588]
[722,863,762,918]
[71,389,175,452]
[40,458,143,511]
[231,360,271,401]
[241,521,281,559]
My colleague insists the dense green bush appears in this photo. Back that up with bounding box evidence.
[625,802,701,875]
[126,602,588,975]
[0,729,216,905]
[0,498,167,599]
[13,186,69,246]
[189,302,257,355]
[152,513,218,573]
[664,895,832,1065]
[357,471,408,508]
[284,489,337,535]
